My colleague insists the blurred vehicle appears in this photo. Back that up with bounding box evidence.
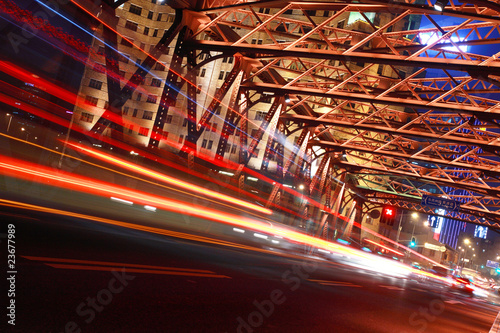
[450,276,474,295]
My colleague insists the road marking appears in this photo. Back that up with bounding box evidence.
[22,255,231,278]
[308,279,362,288]
[380,285,405,291]
[444,300,464,305]
[46,263,231,278]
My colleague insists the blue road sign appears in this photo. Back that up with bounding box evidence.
[421,194,460,212]
[487,260,499,269]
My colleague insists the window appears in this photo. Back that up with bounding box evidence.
[167,14,174,22]
[123,106,129,115]
[201,139,207,148]
[166,115,173,123]
[305,10,316,16]
[124,20,138,32]
[93,63,105,73]
[120,37,133,47]
[251,129,258,137]
[197,85,202,94]
[151,78,162,86]
[140,42,145,50]
[162,131,169,139]
[251,39,256,44]
[147,94,157,103]
[207,140,213,150]
[139,127,149,136]
[143,27,149,35]
[118,54,129,64]
[257,39,263,45]
[178,135,184,143]
[135,58,141,67]
[136,93,142,101]
[200,68,206,77]
[276,23,289,32]
[97,46,105,56]
[85,95,98,106]
[148,11,153,19]
[215,106,222,115]
[337,20,345,29]
[182,118,188,127]
[132,109,138,117]
[218,71,224,80]
[143,111,153,120]
[129,4,142,15]
[152,29,158,37]
[212,123,217,132]
[80,112,94,123]
[128,125,134,134]
[231,144,237,154]
[285,9,293,14]
[323,10,329,17]
[255,111,266,121]
[89,79,102,90]
[119,70,125,78]
[154,63,164,71]
[228,57,233,64]
[157,13,162,21]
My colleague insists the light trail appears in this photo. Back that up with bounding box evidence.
[66,142,272,215]
[0,155,388,262]
[364,239,404,257]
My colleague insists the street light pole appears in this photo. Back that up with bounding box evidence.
[6,113,12,132]
[395,212,404,246]
[58,110,75,169]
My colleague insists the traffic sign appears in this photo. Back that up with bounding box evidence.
[487,260,499,269]
[421,195,460,212]
[424,243,446,252]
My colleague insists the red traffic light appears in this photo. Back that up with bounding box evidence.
[383,207,395,217]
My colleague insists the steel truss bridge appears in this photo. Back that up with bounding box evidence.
[69,0,500,229]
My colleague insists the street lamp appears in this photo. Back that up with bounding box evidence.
[6,113,12,132]
[21,127,30,142]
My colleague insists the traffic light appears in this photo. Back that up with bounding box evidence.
[381,206,396,226]
[409,237,416,248]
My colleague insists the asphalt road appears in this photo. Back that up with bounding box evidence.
[2,205,500,333]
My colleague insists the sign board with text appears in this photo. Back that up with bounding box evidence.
[421,195,460,212]
[487,260,499,269]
